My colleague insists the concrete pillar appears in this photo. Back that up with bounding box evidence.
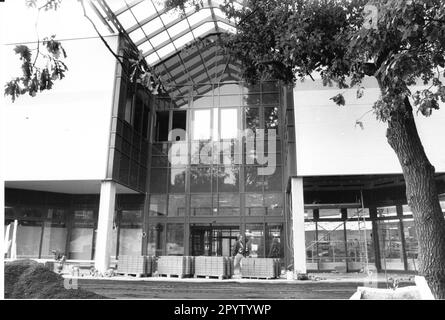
[291,177,307,275]
[94,180,116,273]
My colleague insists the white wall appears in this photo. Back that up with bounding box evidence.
[1,35,118,181]
[294,78,445,176]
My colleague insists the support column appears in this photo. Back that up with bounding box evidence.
[94,180,116,273]
[291,177,307,275]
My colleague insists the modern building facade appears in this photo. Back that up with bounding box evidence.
[2,0,445,275]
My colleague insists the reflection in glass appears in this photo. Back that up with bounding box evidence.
[217,194,240,216]
[168,195,186,217]
[378,219,404,270]
[16,221,42,259]
[167,224,184,255]
[149,195,167,216]
[266,224,283,259]
[245,224,264,257]
[216,166,239,192]
[264,107,279,131]
[150,168,167,193]
[264,167,282,191]
[264,193,283,216]
[244,107,260,131]
[190,166,213,193]
[245,193,265,216]
[403,218,419,271]
[220,108,238,139]
[147,223,164,256]
[316,221,347,270]
[245,166,263,192]
[191,194,214,216]
[169,167,186,193]
[192,109,211,140]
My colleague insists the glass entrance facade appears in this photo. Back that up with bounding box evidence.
[146,80,287,259]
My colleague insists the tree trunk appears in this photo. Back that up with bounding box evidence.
[386,97,445,299]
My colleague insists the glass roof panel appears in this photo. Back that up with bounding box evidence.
[187,9,212,26]
[192,22,215,39]
[108,0,127,12]
[118,9,138,29]
[139,40,153,55]
[130,1,157,22]
[129,28,145,43]
[167,19,190,38]
[172,32,195,51]
[159,10,179,25]
[146,52,160,65]
[141,17,164,35]
[150,30,170,48]
[157,43,176,60]
[217,22,237,34]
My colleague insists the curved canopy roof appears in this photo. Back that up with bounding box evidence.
[92,0,245,96]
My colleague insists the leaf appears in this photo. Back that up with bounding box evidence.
[330,93,345,106]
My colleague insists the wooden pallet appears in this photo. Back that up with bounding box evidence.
[157,273,189,278]
[194,274,229,280]
[116,272,146,278]
[241,276,277,280]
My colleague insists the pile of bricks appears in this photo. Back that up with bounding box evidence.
[194,256,233,279]
[117,255,153,277]
[156,256,194,278]
[241,258,280,279]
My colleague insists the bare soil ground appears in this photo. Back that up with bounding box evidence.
[76,278,414,299]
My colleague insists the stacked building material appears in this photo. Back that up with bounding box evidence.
[194,256,233,279]
[156,256,194,278]
[240,258,280,279]
[117,255,152,277]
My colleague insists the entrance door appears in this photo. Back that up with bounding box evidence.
[190,226,239,256]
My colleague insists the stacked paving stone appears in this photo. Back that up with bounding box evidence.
[117,255,153,277]
[241,258,280,279]
[156,256,194,278]
[194,256,233,279]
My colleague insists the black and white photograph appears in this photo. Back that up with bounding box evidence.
[0,0,445,307]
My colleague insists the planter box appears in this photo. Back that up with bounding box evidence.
[241,258,279,279]
[156,256,194,277]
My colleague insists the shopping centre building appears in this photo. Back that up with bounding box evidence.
[2,0,445,275]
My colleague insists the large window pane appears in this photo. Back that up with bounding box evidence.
[245,224,264,258]
[345,220,374,271]
[191,194,214,216]
[316,221,347,271]
[16,221,42,259]
[264,167,282,191]
[305,222,318,267]
[167,224,184,255]
[172,110,187,134]
[40,221,67,259]
[245,193,265,216]
[168,195,186,217]
[155,111,169,141]
[190,166,213,193]
[220,108,238,139]
[264,106,279,132]
[378,219,404,270]
[403,218,419,271]
[266,224,283,259]
[150,168,168,193]
[264,193,283,216]
[217,194,240,216]
[245,166,263,192]
[216,166,239,192]
[147,223,165,256]
[192,109,211,140]
[69,210,95,260]
[149,195,167,216]
[169,167,186,193]
[119,210,142,256]
[244,107,260,131]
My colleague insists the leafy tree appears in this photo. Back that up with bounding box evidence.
[198,0,445,298]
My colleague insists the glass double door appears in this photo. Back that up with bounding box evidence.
[190,225,239,256]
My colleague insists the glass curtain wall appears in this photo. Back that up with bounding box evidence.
[147,80,285,257]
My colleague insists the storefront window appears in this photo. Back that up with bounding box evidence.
[266,224,283,259]
[217,194,240,216]
[305,222,317,265]
[316,221,347,270]
[245,224,264,258]
[69,210,95,260]
[167,224,184,255]
[16,220,42,259]
[147,223,165,256]
[168,195,186,217]
[119,210,142,256]
[40,221,68,259]
[345,220,374,269]
[378,219,404,270]
[403,218,419,271]
[190,166,213,193]
[216,166,239,192]
[191,194,214,216]
[169,167,186,193]
[377,206,398,217]
[149,195,167,216]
